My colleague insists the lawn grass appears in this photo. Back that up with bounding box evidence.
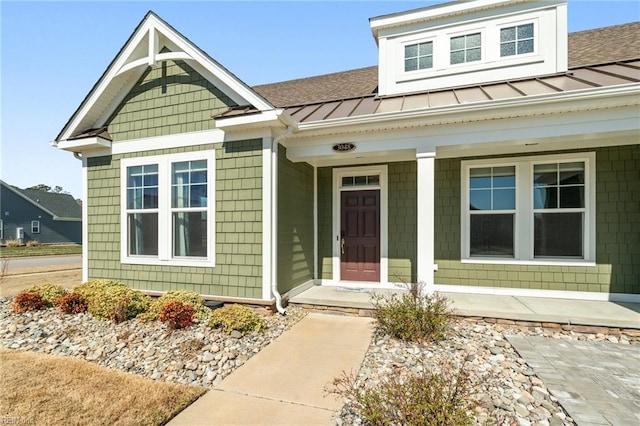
[0,348,206,425]
[0,244,82,258]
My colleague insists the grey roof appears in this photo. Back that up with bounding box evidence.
[251,22,640,108]
[15,187,81,219]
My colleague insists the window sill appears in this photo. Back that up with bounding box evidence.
[121,257,215,268]
[461,258,596,267]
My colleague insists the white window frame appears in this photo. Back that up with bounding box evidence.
[31,220,40,234]
[461,152,596,266]
[403,40,434,73]
[0,219,3,240]
[449,31,483,65]
[120,150,215,267]
[498,20,537,58]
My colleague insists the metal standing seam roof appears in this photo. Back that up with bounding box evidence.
[279,60,640,124]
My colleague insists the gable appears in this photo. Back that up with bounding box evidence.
[107,56,238,141]
[55,11,274,150]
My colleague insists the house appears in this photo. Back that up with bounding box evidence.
[53,0,639,311]
[0,181,82,245]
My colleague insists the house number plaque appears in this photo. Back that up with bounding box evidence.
[332,143,356,153]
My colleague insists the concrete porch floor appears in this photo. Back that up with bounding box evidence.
[289,285,640,330]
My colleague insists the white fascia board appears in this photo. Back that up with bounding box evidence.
[52,217,82,222]
[56,137,112,153]
[295,84,640,135]
[59,13,273,142]
[371,0,563,38]
[214,109,293,132]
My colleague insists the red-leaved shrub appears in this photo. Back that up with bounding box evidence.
[159,301,195,329]
[54,292,88,314]
[12,292,46,313]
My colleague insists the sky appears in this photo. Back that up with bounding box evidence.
[1,0,638,200]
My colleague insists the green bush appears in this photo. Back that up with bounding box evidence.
[12,291,46,313]
[138,290,210,322]
[371,284,451,342]
[208,304,265,334]
[74,279,150,322]
[27,284,67,307]
[331,361,476,426]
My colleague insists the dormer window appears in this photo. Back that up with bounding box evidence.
[404,41,433,72]
[450,33,481,64]
[500,23,534,57]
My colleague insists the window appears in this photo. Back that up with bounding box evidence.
[469,167,515,257]
[500,23,534,57]
[462,153,595,264]
[533,162,585,258]
[31,220,40,234]
[0,220,3,239]
[404,41,433,72]
[450,32,481,64]
[341,175,380,187]
[121,151,214,267]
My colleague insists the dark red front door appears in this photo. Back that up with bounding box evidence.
[340,190,380,281]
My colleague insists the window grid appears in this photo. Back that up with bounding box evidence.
[120,151,215,267]
[450,32,481,64]
[500,23,534,57]
[462,154,594,263]
[404,41,433,72]
[31,220,40,234]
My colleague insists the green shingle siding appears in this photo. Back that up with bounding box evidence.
[86,140,263,298]
[434,145,640,294]
[107,58,236,141]
[317,167,333,280]
[388,162,417,283]
[277,145,314,292]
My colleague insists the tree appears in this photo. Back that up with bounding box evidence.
[26,184,51,192]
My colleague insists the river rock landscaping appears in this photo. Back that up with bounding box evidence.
[1,292,638,426]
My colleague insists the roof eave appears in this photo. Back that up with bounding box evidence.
[295,83,640,133]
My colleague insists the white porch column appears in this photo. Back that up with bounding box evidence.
[416,149,436,294]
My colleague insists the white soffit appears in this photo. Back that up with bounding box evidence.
[57,12,273,143]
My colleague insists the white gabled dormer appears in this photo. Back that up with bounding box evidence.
[370,0,568,96]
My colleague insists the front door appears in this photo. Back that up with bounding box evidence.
[340,190,380,281]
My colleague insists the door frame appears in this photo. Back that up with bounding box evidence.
[332,165,388,286]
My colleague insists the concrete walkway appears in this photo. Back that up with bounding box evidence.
[290,286,640,329]
[168,313,374,425]
[508,335,640,425]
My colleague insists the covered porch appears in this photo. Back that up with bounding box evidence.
[289,285,640,331]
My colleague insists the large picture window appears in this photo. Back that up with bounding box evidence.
[462,153,595,264]
[121,151,214,267]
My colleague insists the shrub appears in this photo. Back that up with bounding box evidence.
[12,291,46,313]
[159,301,195,329]
[5,239,21,247]
[54,292,88,314]
[331,361,476,426]
[27,284,67,307]
[371,283,451,342]
[25,240,40,247]
[138,290,210,322]
[208,304,265,334]
[75,279,151,321]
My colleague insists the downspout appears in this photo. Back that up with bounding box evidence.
[271,124,294,314]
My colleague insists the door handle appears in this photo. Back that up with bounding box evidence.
[341,238,345,255]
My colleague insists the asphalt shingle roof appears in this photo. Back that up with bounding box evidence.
[16,188,82,219]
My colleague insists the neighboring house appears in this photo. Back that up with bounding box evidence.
[53,0,639,309]
[0,181,82,245]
